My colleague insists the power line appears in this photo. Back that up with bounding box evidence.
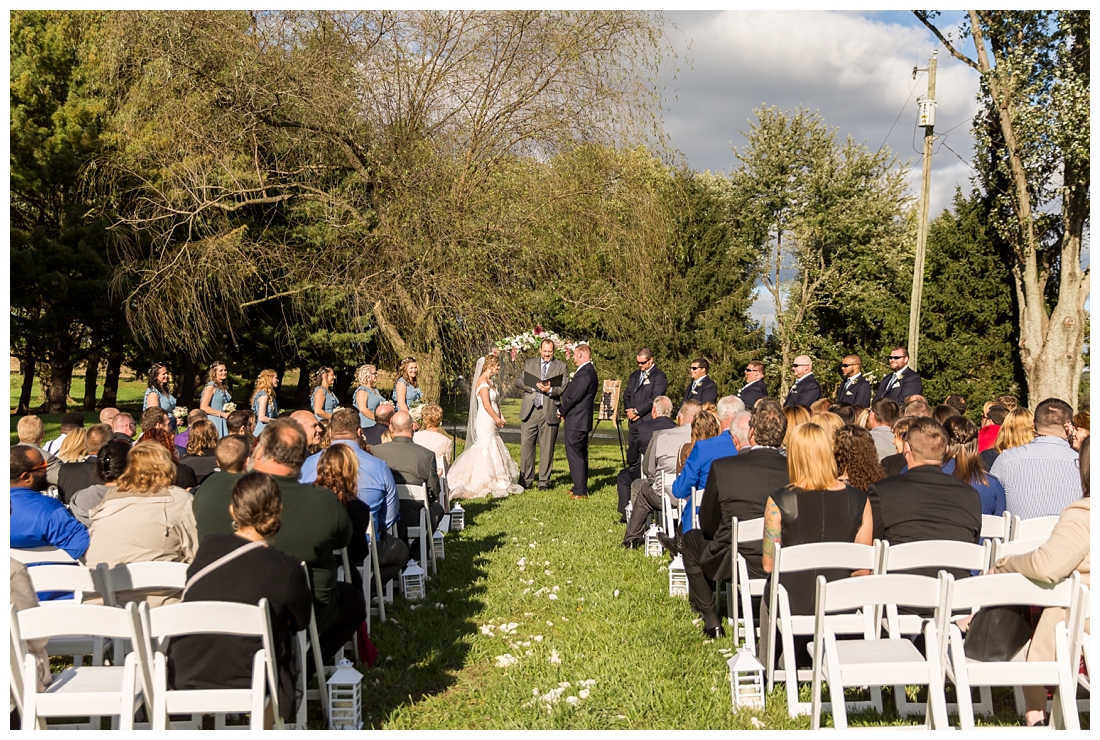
[876,72,922,156]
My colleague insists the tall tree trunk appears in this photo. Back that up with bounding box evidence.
[46,335,75,414]
[83,347,102,411]
[17,354,37,415]
[290,363,312,409]
[372,301,444,403]
[101,342,124,408]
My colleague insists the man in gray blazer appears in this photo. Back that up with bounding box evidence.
[370,411,444,532]
[514,338,569,490]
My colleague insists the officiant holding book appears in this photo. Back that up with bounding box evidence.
[514,338,568,490]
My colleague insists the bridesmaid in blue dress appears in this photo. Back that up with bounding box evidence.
[353,364,385,429]
[200,361,233,438]
[392,357,423,413]
[311,366,338,421]
[251,369,280,437]
[143,362,178,433]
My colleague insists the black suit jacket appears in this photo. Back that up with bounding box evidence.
[58,457,101,504]
[881,453,907,477]
[362,424,388,447]
[867,465,982,579]
[873,367,924,405]
[783,373,822,408]
[560,363,597,433]
[682,375,718,406]
[837,375,872,407]
[697,447,790,582]
[369,436,441,503]
[736,379,769,410]
[623,366,667,420]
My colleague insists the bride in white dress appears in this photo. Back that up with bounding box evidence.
[448,353,524,499]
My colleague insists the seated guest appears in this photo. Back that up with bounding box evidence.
[56,427,89,464]
[998,393,1019,412]
[227,409,256,439]
[70,440,130,525]
[173,409,209,450]
[832,404,858,425]
[833,425,886,493]
[880,416,917,476]
[943,416,1006,517]
[370,411,445,534]
[866,418,982,580]
[363,403,395,446]
[16,415,62,485]
[978,403,1008,453]
[137,423,198,491]
[672,397,743,514]
[943,393,968,415]
[412,403,454,467]
[191,419,359,661]
[289,410,324,454]
[168,471,312,728]
[984,406,1035,472]
[621,401,701,548]
[809,398,832,416]
[43,412,84,456]
[993,398,1082,519]
[111,412,137,445]
[99,407,120,425]
[215,434,251,474]
[313,443,409,586]
[615,396,676,522]
[992,436,1090,728]
[191,436,252,528]
[903,399,933,418]
[11,445,89,561]
[84,442,199,605]
[676,410,719,474]
[681,400,790,638]
[762,423,873,659]
[179,419,220,485]
[933,403,961,425]
[1072,409,1089,451]
[867,399,900,461]
[782,405,811,448]
[58,423,113,503]
[813,411,844,439]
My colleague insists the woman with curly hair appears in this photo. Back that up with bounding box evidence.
[136,425,198,491]
[352,364,385,430]
[179,419,220,485]
[143,362,178,433]
[313,444,371,572]
[251,369,280,437]
[392,357,423,414]
[832,425,886,492]
[200,361,233,438]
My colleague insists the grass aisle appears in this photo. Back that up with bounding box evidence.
[367,442,785,729]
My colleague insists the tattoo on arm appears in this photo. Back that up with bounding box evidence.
[763,499,782,561]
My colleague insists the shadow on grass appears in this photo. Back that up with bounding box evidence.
[359,498,506,728]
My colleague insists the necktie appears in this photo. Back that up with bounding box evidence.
[536,361,548,408]
[638,370,648,390]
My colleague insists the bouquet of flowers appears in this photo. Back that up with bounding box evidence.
[223,401,237,414]
[173,406,188,422]
[494,325,581,361]
[409,403,424,424]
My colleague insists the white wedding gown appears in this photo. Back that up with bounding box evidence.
[448,383,524,499]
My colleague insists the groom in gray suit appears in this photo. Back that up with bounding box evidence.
[514,338,568,490]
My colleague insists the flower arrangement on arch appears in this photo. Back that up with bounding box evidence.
[494,325,581,362]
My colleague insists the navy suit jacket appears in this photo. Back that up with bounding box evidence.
[682,375,718,406]
[623,367,667,420]
[560,363,597,433]
[783,373,822,408]
[837,375,872,407]
[873,367,923,405]
[736,379,769,410]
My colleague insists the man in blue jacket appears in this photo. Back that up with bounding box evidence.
[11,444,90,562]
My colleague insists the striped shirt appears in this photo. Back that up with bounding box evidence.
[991,436,1081,520]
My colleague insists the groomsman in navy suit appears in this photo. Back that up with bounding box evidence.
[836,354,872,407]
[623,348,668,468]
[558,343,598,499]
[682,358,718,407]
[736,360,769,410]
[783,355,822,407]
[873,347,924,405]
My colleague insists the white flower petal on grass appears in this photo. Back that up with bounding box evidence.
[549,650,561,665]
[527,579,534,585]
[558,681,571,688]
[565,696,579,705]
[518,557,526,567]
[692,618,702,626]
[750,717,766,729]
[409,604,420,610]
[552,585,560,592]
[579,679,596,688]
[545,569,552,576]
[529,542,537,549]
[546,621,553,626]
[548,594,558,600]
[480,625,494,636]
[579,689,590,699]
[434,603,444,609]
[534,635,543,642]
[495,654,519,668]
[562,617,569,621]
[525,650,533,656]
[614,589,620,598]
[617,714,627,719]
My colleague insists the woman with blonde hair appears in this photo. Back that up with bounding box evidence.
[250,369,280,437]
[678,410,719,474]
[392,357,423,414]
[413,402,454,465]
[782,405,812,448]
[812,411,844,439]
[352,364,385,430]
[199,361,233,438]
[179,419,220,485]
[56,427,90,464]
[84,441,199,605]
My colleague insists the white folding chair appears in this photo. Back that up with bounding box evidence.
[436,455,451,510]
[689,486,702,531]
[759,541,881,717]
[12,602,149,730]
[397,482,436,576]
[1010,514,1060,542]
[99,561,189,606]
[991,537,1050,563]
[811,573,950,730]
[361,517,388,629]
[980,511,1012,541]
[292,562,329,728]
[1069,583,1090,714]
[939,571,1081,730]
[138,599,284,730]
[24,565,110,668]
[727,517,765,654]
[876,539,994,717]
[10,546,78,565]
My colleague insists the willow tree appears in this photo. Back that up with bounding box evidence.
[100,10,672,400]
[915,11,1089,407]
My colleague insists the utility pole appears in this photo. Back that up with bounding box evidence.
[907,51,936,372]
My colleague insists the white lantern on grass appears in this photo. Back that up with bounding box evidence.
[727,648,766,711]
[433,529,445,560]
[401,559,425,601]
[326,658,363,729]
[644,524,662,558]
[449,503,465,531]
[668,554,688,597]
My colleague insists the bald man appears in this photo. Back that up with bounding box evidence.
[290,410,324,452]
[837,354,872,407]
[783,355,821,408]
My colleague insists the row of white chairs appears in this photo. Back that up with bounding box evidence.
[979,511,1060,544]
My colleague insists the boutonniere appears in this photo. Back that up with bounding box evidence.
[642,378,650,385]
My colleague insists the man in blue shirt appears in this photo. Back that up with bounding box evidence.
[11,444,90,562]
[663,397,747,552]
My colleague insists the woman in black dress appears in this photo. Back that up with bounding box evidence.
[167,472,312,726]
